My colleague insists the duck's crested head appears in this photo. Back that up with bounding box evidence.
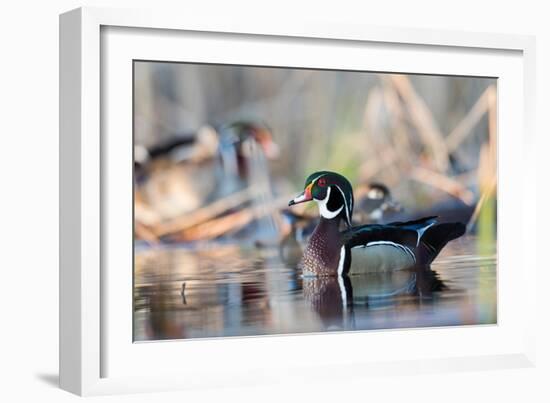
[220,120,280,160]
[289,171,354,228]
[364,182,390,200]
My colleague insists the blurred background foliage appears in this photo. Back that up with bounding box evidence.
[133,61,496,244]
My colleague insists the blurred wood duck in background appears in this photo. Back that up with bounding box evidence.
[134,125,220,227]
[288,171,465,277]
[352,182,403,224]
[215,121,280,197]
[134,121,280,223]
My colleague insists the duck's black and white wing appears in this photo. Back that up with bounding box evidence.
[340,216,464,275]
[340,223,420,275]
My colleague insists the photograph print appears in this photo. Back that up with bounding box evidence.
[133,61,497,341]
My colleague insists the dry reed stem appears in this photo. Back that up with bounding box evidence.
[411,166,475,205]
[363,82,407,185]
[466,178,496,233]
[362,86,384,177]
[389,75,450,172]
[487,85,497,176]
[478,86,497,193]
[359,146,399,181]
[467,88,497,232]
[380,78,414,185]
[446,85,497,153]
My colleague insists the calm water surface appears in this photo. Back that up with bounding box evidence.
[134,236,496,341]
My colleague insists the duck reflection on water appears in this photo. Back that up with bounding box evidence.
[302,264,445,330]
[134,237,496,341]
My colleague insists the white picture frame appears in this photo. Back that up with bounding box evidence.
[59,6,537,396]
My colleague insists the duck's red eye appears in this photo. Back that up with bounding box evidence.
[317,178,327,187]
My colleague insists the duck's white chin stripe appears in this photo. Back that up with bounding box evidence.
[317,187,343,219]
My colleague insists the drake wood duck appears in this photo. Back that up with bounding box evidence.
[134,121,279,223]
[288,171,465,277]
[278,182,401,268]
[215,121,280,197]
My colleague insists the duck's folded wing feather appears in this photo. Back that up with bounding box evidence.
[342,224,419,249]
[386,216,438,230]
[342,216,440,248]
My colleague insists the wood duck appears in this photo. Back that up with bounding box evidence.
[134,125,219,183]
[278,181,402,268]
[215,121,280,197]
[353,182,403,224]
[134,126,220,222]
[288,171,465,277]
[134,121,279,227]
[214,121,281,242]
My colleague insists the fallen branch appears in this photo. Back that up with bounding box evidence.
[175,194,293,242]
[135,222,160,245]
[153,187,254,237]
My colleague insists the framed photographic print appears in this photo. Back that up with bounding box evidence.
[60,7,537,396]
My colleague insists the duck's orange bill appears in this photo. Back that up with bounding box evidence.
[288,183,313,206]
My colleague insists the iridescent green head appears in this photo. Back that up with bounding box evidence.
[289,171,354,228]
